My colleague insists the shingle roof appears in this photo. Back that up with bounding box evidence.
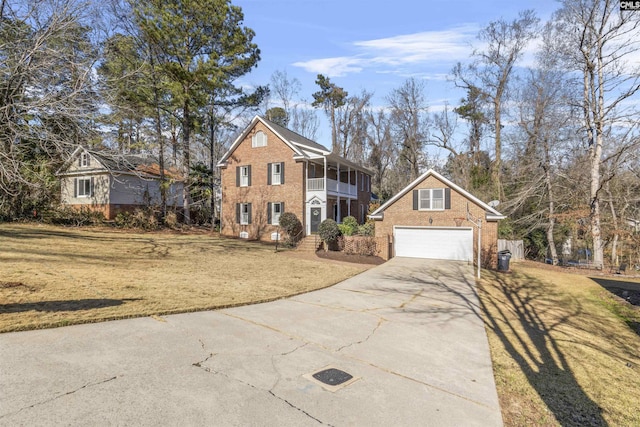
[260,117,330,153]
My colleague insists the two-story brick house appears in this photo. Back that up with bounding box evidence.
[217,116,373,240]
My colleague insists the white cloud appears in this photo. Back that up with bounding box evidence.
[293,25,479,77]
[355,25,478,64]
[292,57,365,77]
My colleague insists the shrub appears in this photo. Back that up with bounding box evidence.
[338,216,358,236]
[356,222,374,236]
[115,208,160,230]
[164,211,178,229]
[279,212,303,246]
[47,206,104,226]
[318,218,341,250]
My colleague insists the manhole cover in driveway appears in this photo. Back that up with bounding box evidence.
[313,368,353,386]
[304,365,360,392]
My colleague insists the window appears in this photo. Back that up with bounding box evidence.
[237,203,251,224]
[419,189,444,210]
[237,165,251,187]
[269,162,284,185]
[79,152,90,168]
[76,177,92,197]
[269,202,283,225]
[252,130,267,147]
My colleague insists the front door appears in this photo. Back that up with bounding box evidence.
[310,207,322,233]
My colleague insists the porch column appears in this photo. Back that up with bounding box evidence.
[323,157,327,195]
[347,166,352,218]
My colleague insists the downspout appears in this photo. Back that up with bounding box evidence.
[347,166,351,217]
[324,156,327,222]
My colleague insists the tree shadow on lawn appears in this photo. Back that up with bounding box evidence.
[0,298,141,314]
[374,262,608,426]
[481,272,609,426]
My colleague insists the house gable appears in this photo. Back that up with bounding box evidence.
[370,169,504,221]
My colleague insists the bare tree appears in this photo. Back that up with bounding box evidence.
[387,78,430,182]
[453,9,539,199]
[336,90,372,162]
[366,110,395,198]
[0,0,100,216]
[553,0,640,268]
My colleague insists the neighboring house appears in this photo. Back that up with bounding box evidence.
[57,146,183,220]
[369,169,505,265]
[217,116,372,240]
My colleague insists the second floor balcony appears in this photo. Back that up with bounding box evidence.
[307,177,357,197]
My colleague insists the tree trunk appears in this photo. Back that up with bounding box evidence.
[543,138,558,265]
[182,97,191,225]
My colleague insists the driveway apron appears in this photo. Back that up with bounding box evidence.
[0,257,502,426]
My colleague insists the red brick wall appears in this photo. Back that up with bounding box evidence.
[374,175,499,267]
[220,122,305,241]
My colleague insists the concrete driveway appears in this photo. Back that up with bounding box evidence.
[0,257,502,426]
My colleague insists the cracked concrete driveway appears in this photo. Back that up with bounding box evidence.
[0,257,502,426]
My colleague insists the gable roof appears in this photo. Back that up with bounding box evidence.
[369,169,505,221]
[57,146,182,180]
[217,115,372,174]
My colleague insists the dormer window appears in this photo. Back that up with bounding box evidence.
[79,152,91,168]
[252,131,267,148]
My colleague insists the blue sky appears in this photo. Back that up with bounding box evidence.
[235,0,562,147]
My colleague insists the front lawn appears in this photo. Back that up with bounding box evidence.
[0,223,368,332]
[480,263,640,427]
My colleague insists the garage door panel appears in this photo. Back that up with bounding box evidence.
[394,227,473,261]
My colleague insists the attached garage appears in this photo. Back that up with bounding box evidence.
[394,226,473,261]
[369,169,505,266]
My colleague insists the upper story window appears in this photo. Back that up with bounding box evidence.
[419,188,444,210]
[79,152,90,168]
[237,165,251,187]
[268,162,284,185]
[252,131,267,148]
[272,163,281,185]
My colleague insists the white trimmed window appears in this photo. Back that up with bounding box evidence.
[240,166,249,187]
[271,202,282,225]
[240,203,250,224]
[419,188,444,210]
[252,130,267,147]
[272,163,281,185]
[77,178,92,197]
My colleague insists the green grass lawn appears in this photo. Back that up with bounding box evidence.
[479,263,640,427]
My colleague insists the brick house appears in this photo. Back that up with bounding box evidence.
[57,146,183,220]
[369,169,505,266]
[217,116,373,240]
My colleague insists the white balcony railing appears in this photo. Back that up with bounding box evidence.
[307,178,324,191]
[311,178,357,196]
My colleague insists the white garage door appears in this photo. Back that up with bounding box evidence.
[394,226,473,261]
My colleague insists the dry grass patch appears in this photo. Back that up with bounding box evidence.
[479,264,640,427]
[0,223,368,332]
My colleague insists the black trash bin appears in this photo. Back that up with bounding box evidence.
[498,250,511,271]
